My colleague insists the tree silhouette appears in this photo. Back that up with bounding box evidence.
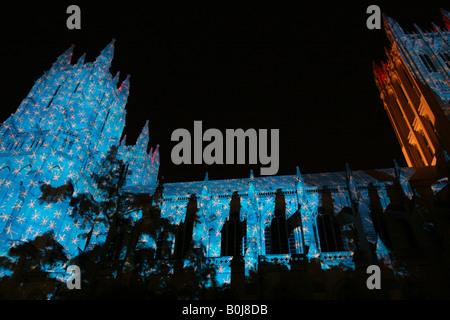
[15,144,227,299]
[69,145,129,256]
[0,231,67,299]
[38,180,74,204]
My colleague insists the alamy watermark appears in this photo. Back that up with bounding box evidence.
[66,265,81,290]
[366,265,381,290]
[66,5,81,30]
[171,121,279,176]
[366,5,381,30]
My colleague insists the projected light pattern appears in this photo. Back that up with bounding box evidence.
[160,166,417,285]
[0,41,159,278]
[0,40,439,292]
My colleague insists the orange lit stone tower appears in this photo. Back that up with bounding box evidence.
[373,9,450,167]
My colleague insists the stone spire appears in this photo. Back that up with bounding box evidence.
[94,39,115,71]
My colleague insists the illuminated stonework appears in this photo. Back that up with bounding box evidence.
[158,164,433,286]
[0,34,449,299]
[0,40,159,266]
[374,9,450,167]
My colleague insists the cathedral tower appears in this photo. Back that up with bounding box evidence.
[373,9,450,167]
[0,41,159,258]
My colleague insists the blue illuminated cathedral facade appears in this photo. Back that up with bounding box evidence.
[1,18,450,299]
[374,9,450,168]
[0,40,159,284]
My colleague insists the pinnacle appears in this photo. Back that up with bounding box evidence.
[118,74,130,94]
[95,39,116,69]
[53,45,75,67]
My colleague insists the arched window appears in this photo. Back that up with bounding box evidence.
[264,225,272,254]
[439,52,450,68]
[221,191,246,257]
[316,187,344,252]
[174,195,197,259]
[264,225,297,255]
[221,218,245,257]
[419,54,438,72]
[264,190,300,255]
[317,209,344,252]
[269,214,289,254]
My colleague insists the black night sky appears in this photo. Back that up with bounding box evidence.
[0,0,448,183]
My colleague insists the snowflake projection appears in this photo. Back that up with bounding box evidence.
[160,165,413,284]
[0,39,425,292]
[0,40,159,279]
